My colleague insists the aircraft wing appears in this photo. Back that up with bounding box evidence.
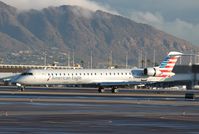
[97,81,151,87]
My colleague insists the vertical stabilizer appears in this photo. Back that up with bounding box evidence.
[158,51,182,77]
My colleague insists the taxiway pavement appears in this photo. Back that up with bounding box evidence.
[0,86,199,134]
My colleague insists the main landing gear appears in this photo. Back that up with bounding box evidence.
[98,87,105,93]
[111,87,118,93]
[98,87,118,93]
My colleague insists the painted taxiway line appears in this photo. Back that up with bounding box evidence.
[0,97,198,106]
[0,91,187,98]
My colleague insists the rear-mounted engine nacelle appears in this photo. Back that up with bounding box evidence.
[144,68,161,76]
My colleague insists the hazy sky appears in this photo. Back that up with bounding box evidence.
[2,0,199,45]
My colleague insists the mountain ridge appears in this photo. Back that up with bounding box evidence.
[0,1,196,67]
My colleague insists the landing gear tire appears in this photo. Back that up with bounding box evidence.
[16,83,25,92]
[111,88,118,93]
[98,88,105,93]
[20,86,25,92]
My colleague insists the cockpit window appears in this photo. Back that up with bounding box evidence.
[21,72,33,76]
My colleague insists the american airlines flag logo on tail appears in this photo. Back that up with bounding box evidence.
[158,51,182,78]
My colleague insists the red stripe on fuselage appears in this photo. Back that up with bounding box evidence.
[156,75,169,78]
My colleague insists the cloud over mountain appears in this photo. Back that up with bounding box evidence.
[130,11,199,45]
[1,0,115,13]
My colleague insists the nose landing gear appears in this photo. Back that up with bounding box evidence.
[16,83,25,92]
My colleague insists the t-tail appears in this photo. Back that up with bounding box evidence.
[143,51,182,79]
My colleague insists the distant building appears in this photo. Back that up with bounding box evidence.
[149,65,199,89]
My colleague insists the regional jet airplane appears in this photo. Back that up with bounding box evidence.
[12,51,182,93]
